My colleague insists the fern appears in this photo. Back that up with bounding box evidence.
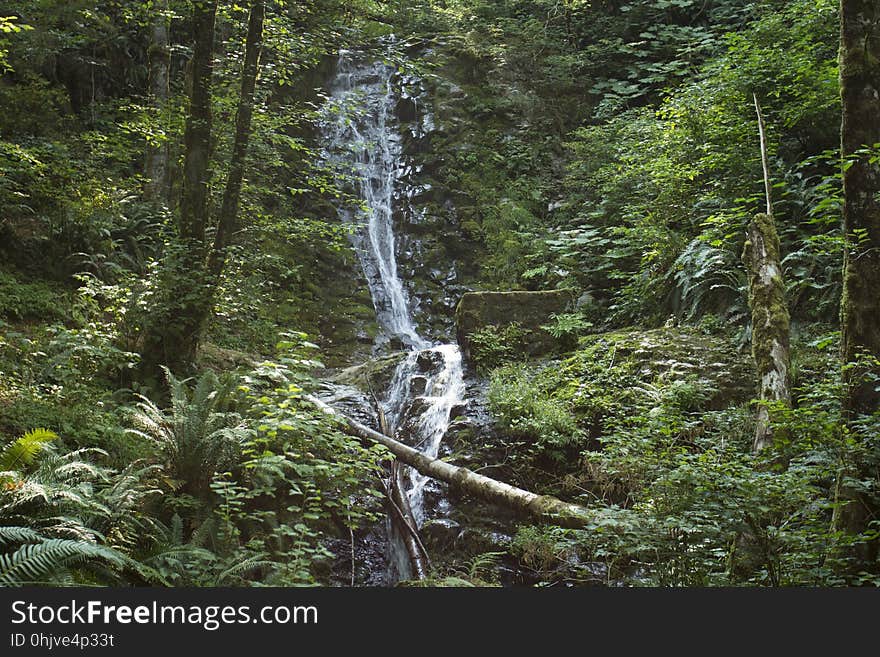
[669,239,746,322]
[0,431,159,586]
[0,536,125,586]
[0,428,57,472]
[0,526,43,546]
[467,551,505,581]
[215,553,272,585]
[127,368,249,494]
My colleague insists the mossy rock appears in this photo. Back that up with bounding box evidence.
[331,351,408,393]
[197,342,259,371]
[454,290,575,363]
[575,326,755,407]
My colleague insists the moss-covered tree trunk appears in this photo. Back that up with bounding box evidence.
[140,1,218,378]
[142,1,265,377]
[840,0,880,417]
[836,0,880,565]
[743,214,791,452]
[179,2,216,247]
[145,1,171,203]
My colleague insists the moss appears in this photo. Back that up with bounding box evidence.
[331,352,408,392]
[0,270,69,322]
[742,214,791,389]
[561,325,753,415]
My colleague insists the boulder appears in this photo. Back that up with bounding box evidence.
[454,290,575,363]
[422,519,462,549]
[331,351,408,394]
[416,349,444,372]
[410,375,429,396]
[576,326,756,408]
[449,402,468,421]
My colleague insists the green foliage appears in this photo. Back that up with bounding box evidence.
[468,322,530,372]
[118,336,386,586]
[541,311,593,341]
[489,330,880,586]
[543,0,841,326]
[128,368,249,496]
[0,428,57,473]
[0,15,32,73]
[669,238,747,323]
[510,525,576,583]
[0,0,874,589]
[488,362,583,460]
[0,535,127,586]
[0,433,154,585]
[0,271,67,322]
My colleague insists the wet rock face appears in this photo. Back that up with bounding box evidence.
[315,383,380,430]
[422,518,462,549]
[331,352,409,394]
[389,64,480,344]
[416,349,444,372]
[410,375,429,396]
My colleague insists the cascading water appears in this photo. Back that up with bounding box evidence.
[323,51,425,350]
[322,47,466,580]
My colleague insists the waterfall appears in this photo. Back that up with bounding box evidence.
[323,51,426,350]
[322,47,466,577]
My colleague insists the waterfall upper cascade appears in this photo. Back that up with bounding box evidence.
[322,48,466,579]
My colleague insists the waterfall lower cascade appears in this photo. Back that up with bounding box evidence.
[322,48,466,581]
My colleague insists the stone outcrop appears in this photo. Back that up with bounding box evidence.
[454,290,574,362]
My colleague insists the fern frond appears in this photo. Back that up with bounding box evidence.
[215,553,271,585]
[0,428,58,472]
[0,538,125,586]
[0,526,43,546]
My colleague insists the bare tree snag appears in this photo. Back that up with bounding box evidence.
[743,97,791,452]
[754,94,773,216]
[307,395,594,529]
[743,214,791,452]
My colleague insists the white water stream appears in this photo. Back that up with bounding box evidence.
[322,48,466,570]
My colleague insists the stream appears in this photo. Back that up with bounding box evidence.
[321,47,466,582]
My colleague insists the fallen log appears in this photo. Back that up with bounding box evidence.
[307,395,594,529]
[374,393,430,580]
[389,461,430,580]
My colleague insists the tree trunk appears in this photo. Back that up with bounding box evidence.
[840,0,880,417]
[142,0,266,377]
[836,0,880,565]
[307,395,594,529]
[140,1,218,378]
[389,461,429,580]
[145,1,171,203]
[742,213,791,452]
[179,1,217,245]
[208,0,265,278]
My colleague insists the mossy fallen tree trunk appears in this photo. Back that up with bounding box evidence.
[306,395,593,529]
